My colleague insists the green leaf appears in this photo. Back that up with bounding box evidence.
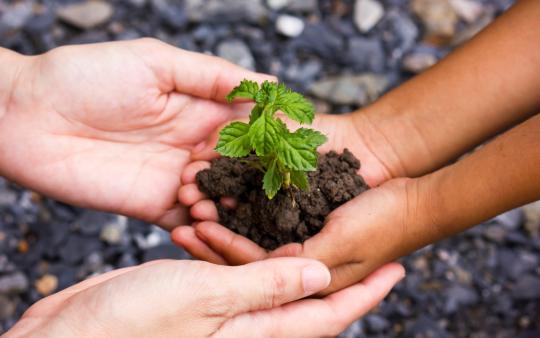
[215,122,251,157]
[278,132,318,171]
[249,105,263,124]
[293,128,327,149]
[249,112,286,156]
[290,170,309,191]
[275,84,315,124]
[263,158,283,199]
[226,80,260,102]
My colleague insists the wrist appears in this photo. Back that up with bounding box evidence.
[350,98,436,179]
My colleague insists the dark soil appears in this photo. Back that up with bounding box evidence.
[196,149,369,250]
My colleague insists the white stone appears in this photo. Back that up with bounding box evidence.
[354,0,384,33]
[449,0,484,23]
[267,0,288,10]
[57,1,113,30]
[276,14,305,37]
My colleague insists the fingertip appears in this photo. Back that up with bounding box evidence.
[170,226,227,264]
[178,184,207,206]
[190,200,219,221]
[181,161,211,184]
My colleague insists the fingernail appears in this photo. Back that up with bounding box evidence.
[193,141,207,153]
[302,264,331,294]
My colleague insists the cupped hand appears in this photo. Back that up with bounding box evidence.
[5,258,405,338]
[171,112,398,259]
[0,39,272,229]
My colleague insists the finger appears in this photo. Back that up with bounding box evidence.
[171,226,227,264]
[150,39,277,101]
[218,263,405,338]
[220,196,237,209]
[195,221,267,265]
[178,183,207,206]
[181,161,210,185]
[221,257,331,316]
[155,206,190,231]
[190,200,219,221]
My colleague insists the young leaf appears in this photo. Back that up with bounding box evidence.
[277,132,318,171]
[249,105,263,124]
[293,128,327,149]
[226,80,260,103]
[215,122,251,157]
[275,84,315,124]
[290,170,309,191]
[249,112,286,156]
[263,158,283,199]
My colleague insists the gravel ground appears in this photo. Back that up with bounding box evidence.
[1,0,539,337]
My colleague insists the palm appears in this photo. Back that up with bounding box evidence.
[2,39,265,228]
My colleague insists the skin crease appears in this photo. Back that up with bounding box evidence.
[0,39,408,337]
[173,0,540,294]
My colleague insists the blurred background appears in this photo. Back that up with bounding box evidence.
[1,0,539,337]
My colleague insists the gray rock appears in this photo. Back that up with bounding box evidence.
[283,60,322,84]
[383,9,419,62]
[185,0,268,23]
[347,37,386,73]
[0,272,29,295]
[151,0,188,29]
[511,275,540,300]
[451,8,495,46]
[523,200,540,238]
[309,74,388,105]
[57,1,114,30]
[402,52,438,73]
[411,0,458,39]
[483,225,507,243]
[365,314,390,333]
[444,285,478,314]
[267,0,318,12]
[0,295,16,321]
[284,0,318,13]
[216,39,256,71]
[491,208,524,231]
[0,1,33,30]
[276,14,305,38]
[354,0,384,33]
[449,0,485,23]
[0,189,17,208]
[339,320,366,338]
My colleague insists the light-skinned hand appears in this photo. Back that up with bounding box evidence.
[5,258,405,338]
[0,39,273,230]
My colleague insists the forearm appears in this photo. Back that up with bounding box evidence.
[355,0,540,178]
[411,113,540,248]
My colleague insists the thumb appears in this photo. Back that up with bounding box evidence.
[221,257,331,316]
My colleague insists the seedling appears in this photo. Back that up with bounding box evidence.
[215,80,327,199]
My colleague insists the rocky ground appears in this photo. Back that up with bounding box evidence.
[1,0,539,337]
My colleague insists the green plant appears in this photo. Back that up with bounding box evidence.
[216,79,327,199]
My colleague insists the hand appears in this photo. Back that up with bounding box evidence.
[172,113,400,265]
[0,39,272,229]
[5,259,405,338]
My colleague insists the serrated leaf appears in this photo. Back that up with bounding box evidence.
[249,105,263,124]
[263,158,283,199]
[215,122,251,157]
[290,170,309,191]
[278,132,318,171]
[226,80,260,102]
[249,112,286,156]
[293,128,327,149]
[275,84,315,124]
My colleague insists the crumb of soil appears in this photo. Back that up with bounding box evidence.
[196,149,369,250]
